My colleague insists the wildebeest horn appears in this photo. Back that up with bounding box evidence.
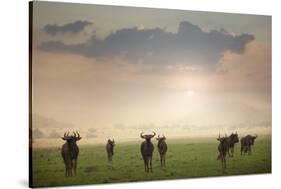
[152,131,156,137]
[73,131,76,137]
[140,132,145,138]
[217,133,221,141]
[75,131,79,137]
[62,132,67,140]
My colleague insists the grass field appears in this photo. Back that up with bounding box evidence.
[31,136,271,187]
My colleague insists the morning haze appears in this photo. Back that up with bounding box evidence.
[31,1,271,147]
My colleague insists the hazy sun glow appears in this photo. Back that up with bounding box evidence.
[185,90,195,97]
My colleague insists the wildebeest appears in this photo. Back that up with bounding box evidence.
[61,131,82,176]
[240,134,258,155]
[227,132,239,157]
[217,134,229,169]
[140,131,156,172]
[106,139,115,162]
[156,134,168,168]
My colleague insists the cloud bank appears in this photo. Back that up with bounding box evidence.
[39,21,254,66]
[43,20,92,35]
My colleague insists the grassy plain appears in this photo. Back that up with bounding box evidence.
[32,136,271,187]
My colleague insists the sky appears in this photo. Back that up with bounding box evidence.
[31,1,271,147]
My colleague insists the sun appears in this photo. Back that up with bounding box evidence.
[185,90,195,96]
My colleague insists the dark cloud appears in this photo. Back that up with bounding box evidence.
[43,20,92,35]
[39,21,254,65]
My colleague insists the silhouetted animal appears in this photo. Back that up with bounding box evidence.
[240,134,257,155]
[227,132,239,157]
[140,131,156,172]
[217,134,228,169]
[156,135,168,168]
[106,139,115,162]
[61,131,82,176]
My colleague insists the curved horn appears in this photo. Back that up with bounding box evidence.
[217,133,221,140]
[152,131,156,137]
[66,132,70,137]
[76,131,80,138]
[73,131,76,137]
[140,132,145,138]
[62,132,67,140]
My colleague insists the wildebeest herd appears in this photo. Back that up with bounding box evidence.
[217,132,258,169]
[60,131,257,176]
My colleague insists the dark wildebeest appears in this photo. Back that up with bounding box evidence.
[240,134,258,155]
[140,131,156,172]
[106,139,115,162]
[227,132,239,157]
[61,131,82,176]
[217,134,229,169]
[156,134,168,168]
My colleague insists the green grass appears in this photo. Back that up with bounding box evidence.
[32,136,271,187]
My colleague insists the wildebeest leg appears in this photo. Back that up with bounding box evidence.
[163,154,166,167]
[248,146,251,155]
[65,164,68,177]
[73,159,77,176]
[150,157,153,172]
[66,164,70,176]
[68,160,73,176]
[221,155,225,169]
[227,149,230,157]
[231,147,234,157]
[160,154,163,167]
[144,159,148,172]
[65,160,72,176]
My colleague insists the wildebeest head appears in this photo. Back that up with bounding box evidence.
[107,139,115,146]
[62,131,82,144]
[140,131,156,142]
[217,133,228,143]
[230,132,239,143]
[249,134,258,145]
[156,134,166,142]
